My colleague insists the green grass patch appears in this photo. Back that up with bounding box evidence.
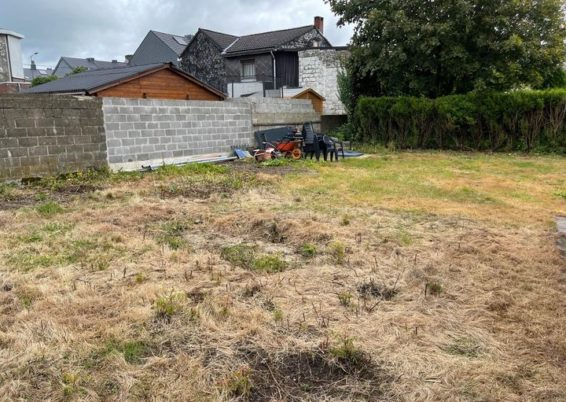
[443,337,482,358]
[221,244,288,273]
[155,220,190,250]
[35,201,64,216]
[6,234,121,272]
[221,244,257,269]
[252,254,287,273]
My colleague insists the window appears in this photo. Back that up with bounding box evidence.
[241,60,256,81]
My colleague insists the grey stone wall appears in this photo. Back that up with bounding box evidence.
[299,49,350,116]
[0,94,107,181]
[179,31,227,93]
[0,36,10,82]
[102,98,253,171]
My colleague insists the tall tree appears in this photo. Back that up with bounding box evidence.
[327,0,566,98]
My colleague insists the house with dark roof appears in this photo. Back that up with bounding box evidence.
[129,30,193,66]
[53,57,127,77]
[179,17,331,95]
[24,63,225,101]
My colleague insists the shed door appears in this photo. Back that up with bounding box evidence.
[275,52,299,89]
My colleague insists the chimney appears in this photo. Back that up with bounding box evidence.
[86,57,95,63]
[314,16,324,34]
[112,59,118,63]
[31,60,37,70]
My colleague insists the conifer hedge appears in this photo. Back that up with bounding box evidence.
[353,90,566,153]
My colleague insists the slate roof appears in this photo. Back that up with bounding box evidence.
[225,25,316,55]
[59,57,127,70]
[191,24,331,58]
[151,30,193,56]
[199,29,239,50]
[24,68,54,81]
[23,63,225,98]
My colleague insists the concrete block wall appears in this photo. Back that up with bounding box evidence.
[231,97,321,132]
[102,98,253,171]
[299,49,349,116]
[0,94,107,181]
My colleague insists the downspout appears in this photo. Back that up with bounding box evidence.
[270,50,276,91]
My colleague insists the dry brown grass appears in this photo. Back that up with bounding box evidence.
[0,152,565,401]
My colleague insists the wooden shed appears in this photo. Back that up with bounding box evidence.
[24,63,225,101]
[282,88,325,114]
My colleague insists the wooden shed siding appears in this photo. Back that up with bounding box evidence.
[294,92,323,114]
[95,69,223,100]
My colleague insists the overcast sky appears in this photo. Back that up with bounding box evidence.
[1,0,353,70]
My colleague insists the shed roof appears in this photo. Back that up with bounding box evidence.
[283,87,326,100]
[23,63,225,98]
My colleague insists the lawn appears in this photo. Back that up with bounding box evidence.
[0,151,564,401]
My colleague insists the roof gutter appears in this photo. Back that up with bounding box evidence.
[270,50,276,90]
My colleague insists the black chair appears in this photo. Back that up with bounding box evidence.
[329,136,345,160]
[301,123,322,160]
[303,122,344,161]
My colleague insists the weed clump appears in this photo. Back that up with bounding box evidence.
[426,281,443,296]
[154,292,186,321]
[220,367,253,398]
[329,337,365,364]
[338,291,353,307]
[298,243,317,258]
[221,244,256,269]
[357,280,398,300]
[328,241,346,265]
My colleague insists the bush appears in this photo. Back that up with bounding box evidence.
[31,75,58,87]
[353,89,566,153]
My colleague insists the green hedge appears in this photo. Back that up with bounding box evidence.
[353,90,566,153]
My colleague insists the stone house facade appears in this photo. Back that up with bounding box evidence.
[179,17,332,96]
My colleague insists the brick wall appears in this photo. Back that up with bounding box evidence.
[299,49,349,116]
[102,98,253,171]
[0,94,107,181]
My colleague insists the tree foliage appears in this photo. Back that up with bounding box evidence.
[327,0,566,98]
[31,75,58,87]
[68,66,88,75]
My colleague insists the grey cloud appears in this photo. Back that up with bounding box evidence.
[1,0,352,70]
